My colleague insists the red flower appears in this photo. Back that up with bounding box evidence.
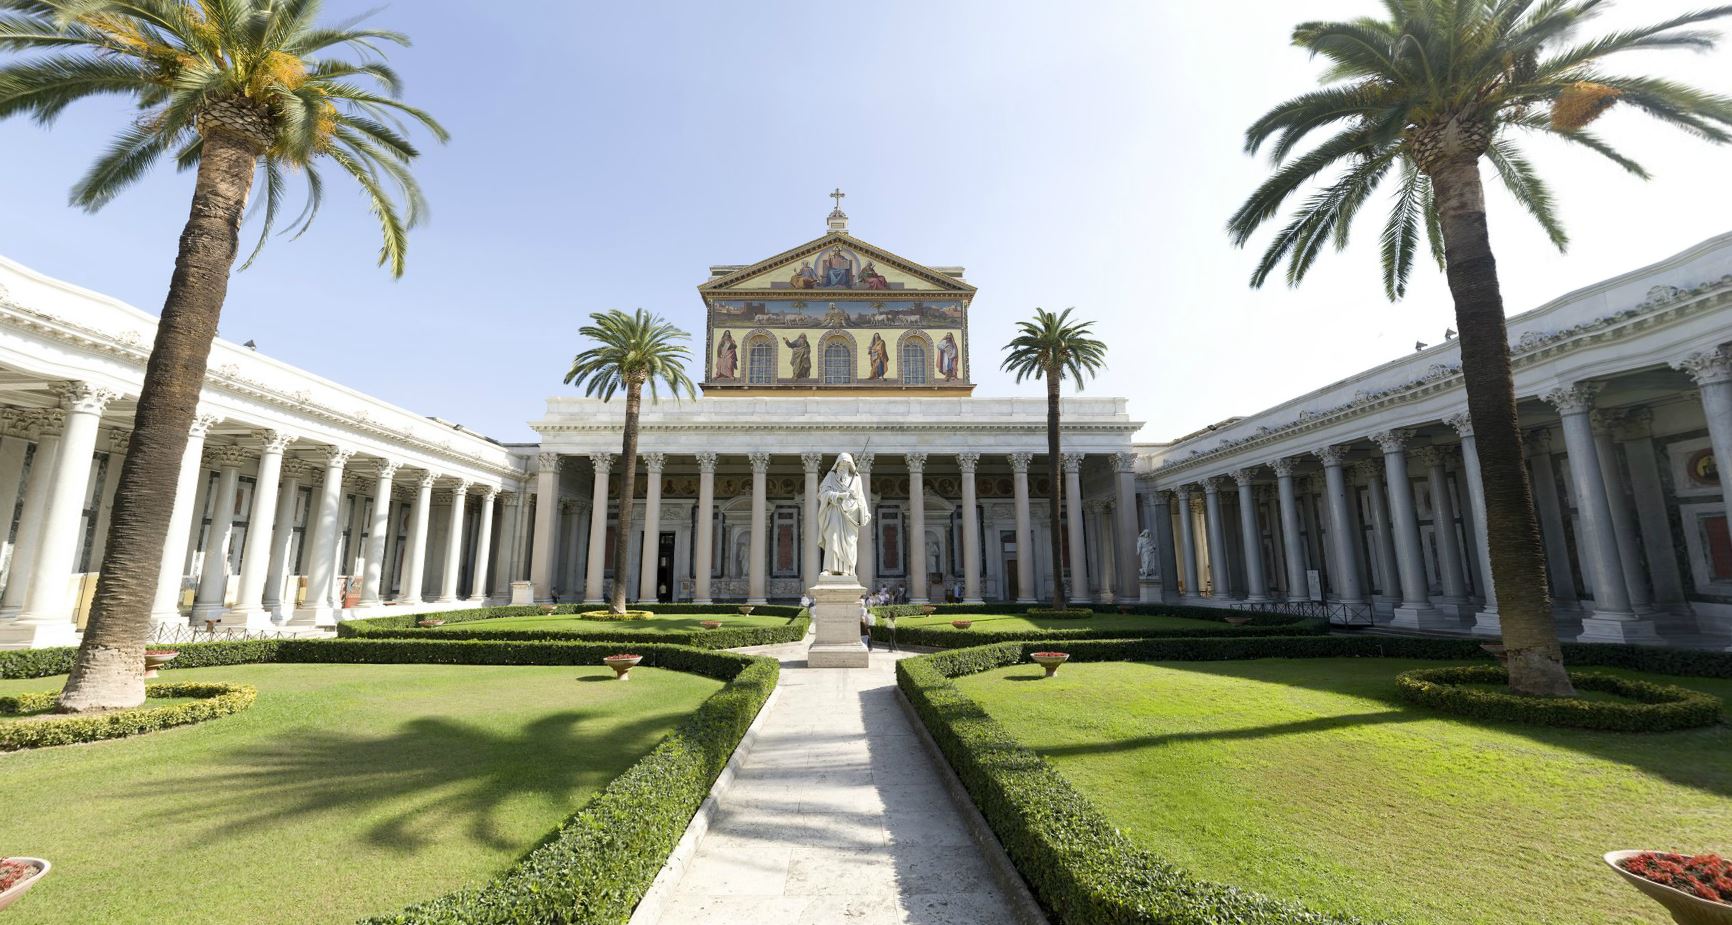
[1623,852,1732,903]
[0,859,41,892]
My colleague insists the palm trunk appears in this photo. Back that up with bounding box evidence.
[609,381,643,615]
[56,131,260,713]
[1430,155,1574,697]
[1046,371,1066,610]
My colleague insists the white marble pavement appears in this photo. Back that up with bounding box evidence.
[648,642,1028,925]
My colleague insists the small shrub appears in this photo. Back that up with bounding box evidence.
[0,682,256,750]
[1025,607,1094,620]
[1395,664,1723,731]
[579,610,653,622]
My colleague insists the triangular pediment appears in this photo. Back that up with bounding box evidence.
[699,233,974,295]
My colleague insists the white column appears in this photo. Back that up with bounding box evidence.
[1199,476,1233,598]
[1086,499,1115,603]
[359,462,401,607]
[0,420,27,572]
[1311,446,1367,607]
[1615,409,1687,606]
[1008,453,1036,602]
[1677,348,1732,530]
[1525,427,1580,613]
[1590,412,1653,614]
[492,491,521,598]
[1113,452,1140,601]
[291,447,356,625]
[1271,458,1308,600]
[635,453,665,602]
[8,384,117,642]
[1448,412,1501,635]
[1228,468,1269,602]
[190,448,246,624]
[800,451,822,589]
[958,452,983,604]
[87,428,128,567]
[747,451,770,604]
[437,480,470,603]
[1355,459,1402,611]
[693,451,717,603]
[145,412,221,625]
[1062,452,1089,603]
[398,471,436,609]
[470,487,497,602]
[1368,431,1447,627]
[905,452,929,603]
[0,416,58,621]
[225,430,296,628]
[584,453,613,604]
[1176,485,1202,601]
[529,453,561,602]
[1543,385,1657,642]
[856,453,876,590]
[263,457,310,617]
[1416,446,1471,615]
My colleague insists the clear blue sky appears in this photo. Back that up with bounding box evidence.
[3,1,1729,444]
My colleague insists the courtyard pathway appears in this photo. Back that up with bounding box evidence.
[649,641,1026,925]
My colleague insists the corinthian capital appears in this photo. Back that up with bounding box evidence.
[1369,430,1413,454]
[1314,444,1353,466]
[1060,452,1086,473]
[1675,347,1732,386]
[956,451,980,474]
[1227,468,1256,487]
[904,451,928,474]
[747,451,772,474]
[800,451,824,474]
[1541,383,1600,415]
[54,381,121,416]
[1270,457,1300,478]
[641,452,667,473]
[695,450,719,473]
[590,452,615,475]
[1006,452,1032,474]
[1444,412,1474,438]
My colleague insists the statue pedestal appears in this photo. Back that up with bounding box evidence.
[1139,578,1160,603]
[510,581,535,606]
[806,573,869,668]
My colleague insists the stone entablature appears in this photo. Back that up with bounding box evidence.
[1142,231,1732,483]
[0,256,523,485]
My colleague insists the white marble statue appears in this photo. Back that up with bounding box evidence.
[1137,529,1158,578]
[818,453,871,578]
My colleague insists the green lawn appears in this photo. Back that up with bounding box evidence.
[954,658,1732,925]
[419,612,795,634]
[0,662,722,925]
[884,611,1231,634]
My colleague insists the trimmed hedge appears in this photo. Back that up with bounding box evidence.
[578,609,654,621]
[869,615,1326,650]
[1396,664,1724,731]
[1025,607,1094,620]
[897,643,1365,924]
[0,639,282,680]
[0,681,256,750]
[339,610,811,651]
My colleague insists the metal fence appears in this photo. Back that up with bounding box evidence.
[146,623,296,645]
[1226,599,1377,627]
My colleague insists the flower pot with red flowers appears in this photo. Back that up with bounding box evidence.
[1606,851,1732,924]
[918,605,937,615]
[416,619,445,628]
[142,648,178,678]
[603,654,643,681]
[700,620,723,630]
[1030,651,1070,679]
[0,858,50,912]
[950,620,973,630]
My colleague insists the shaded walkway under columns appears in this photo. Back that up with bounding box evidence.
[650,641,1026,925]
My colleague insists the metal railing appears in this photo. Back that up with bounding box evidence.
[1226,599,1377,627]
[146,623,297,645]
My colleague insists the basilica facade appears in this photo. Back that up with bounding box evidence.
[0,208,1728,648]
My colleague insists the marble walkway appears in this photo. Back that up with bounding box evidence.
[649,641,1026,925]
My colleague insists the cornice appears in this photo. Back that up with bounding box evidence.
[1151,271,1732,481]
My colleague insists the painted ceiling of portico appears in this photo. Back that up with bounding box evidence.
[700,233,973,294]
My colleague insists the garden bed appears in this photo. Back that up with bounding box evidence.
[868,604,1322,649]
[335,603,809,649]
[899,634,1732,924]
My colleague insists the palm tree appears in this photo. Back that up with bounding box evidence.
[564,309,696,615]
[2,1,444,713]
[1229,0,1732,696]
[1002,308,1108,610]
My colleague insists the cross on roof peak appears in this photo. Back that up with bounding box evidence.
[829,187,846,209]
[825,188,849,233]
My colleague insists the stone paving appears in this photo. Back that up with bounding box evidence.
[651,641,1022,925]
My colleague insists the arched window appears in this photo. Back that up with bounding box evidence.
[823,341,853,384]
[901,341,928,385]
[747,337,774,385]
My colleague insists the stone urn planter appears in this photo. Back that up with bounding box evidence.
[700,620,723,630]
[603,654,643,681]
[142,649,178,679]
[416,619,445,628]
[919,605,938,615]
[0,858,50,912]
[1030,651,1071,679]
[950,620,973,630]
[1605,850,1732,925]
[539,604,558,615]
[737,605,755,616]
[1224,616,1253,626]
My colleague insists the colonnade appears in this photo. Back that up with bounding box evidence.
[527,449,1144,605]
[0,381,510,647]
[1143,349,1732,644]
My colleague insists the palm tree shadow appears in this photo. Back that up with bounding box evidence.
[163,708,687,855]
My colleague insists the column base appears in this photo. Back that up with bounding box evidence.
[1429,600,1472,621]
[963,597,984,605]
[1390,604,1460,631]
[1577,615,1663,645]
[807,574,869,668]
[1096,591,1116,605]
[1183,594,1208,606]
[693,598,713,606]
[434,595,459,605]
[356,597,386,609]
[1243,594,1271,604]
[1015,597,1036,604]
[0,619,79,649]
[219,607,278,632]
[189,602,227,623]
[1470,609,1503,637]
[747,597,768,606]
[911,597,930,605]
[286,606,337,629]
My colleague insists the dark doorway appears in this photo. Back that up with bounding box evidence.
[656,532,676,603]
